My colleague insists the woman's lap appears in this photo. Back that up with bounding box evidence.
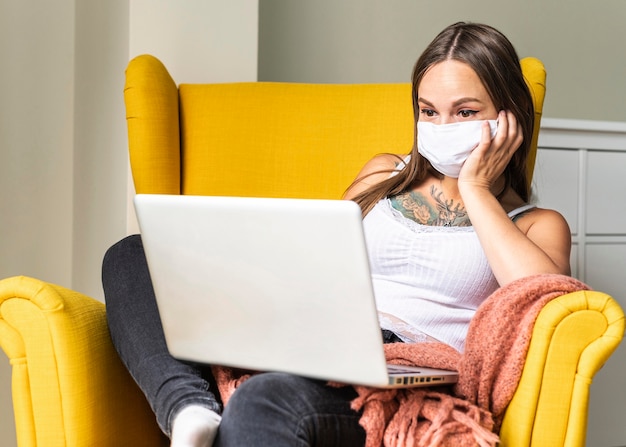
[216,372,365,447]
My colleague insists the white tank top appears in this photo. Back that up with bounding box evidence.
[363,197,535,352]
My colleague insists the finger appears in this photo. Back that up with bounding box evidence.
[493,110,508,145]
[481,120,493,145]
[504,111,523,151]
[506,110,518,136]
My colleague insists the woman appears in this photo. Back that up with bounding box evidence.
[103,22,571,447]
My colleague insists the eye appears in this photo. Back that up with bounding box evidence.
[419,108,436,117]
[459,109,478,118]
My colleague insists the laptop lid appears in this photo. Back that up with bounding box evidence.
[134,194,455,388]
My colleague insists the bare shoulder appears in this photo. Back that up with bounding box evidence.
[343,154,405,200]
[516,207,572,274]
[516,207,570,233]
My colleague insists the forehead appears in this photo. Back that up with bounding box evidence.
[418,60,490,102]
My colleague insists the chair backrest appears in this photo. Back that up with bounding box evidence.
[124,54,545,199]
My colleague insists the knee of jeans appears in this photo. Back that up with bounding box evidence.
[225,372,312,418]
[102,235,143,280]
[103,234,142,266]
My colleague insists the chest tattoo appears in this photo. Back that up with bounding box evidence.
[390,186,471,227]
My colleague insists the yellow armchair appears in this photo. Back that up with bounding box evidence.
[0,54,623,446]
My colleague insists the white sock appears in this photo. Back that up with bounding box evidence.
[170,405,222,447]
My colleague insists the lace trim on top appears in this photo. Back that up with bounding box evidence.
[378,312,442,343]
[383,198,475,234]
[384,198,536,234]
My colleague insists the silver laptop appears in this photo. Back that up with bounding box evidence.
[134,194,458,388]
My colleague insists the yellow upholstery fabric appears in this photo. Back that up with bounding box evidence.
[178,82,413,198]
[0,276,167,446]
[124,54,181,195]
[500,290,625,446]
[0,54,623,447]
[520,57,546,186]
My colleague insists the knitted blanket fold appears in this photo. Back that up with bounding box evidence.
[213,273,589,447]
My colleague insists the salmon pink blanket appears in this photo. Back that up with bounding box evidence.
[214,274,589,447]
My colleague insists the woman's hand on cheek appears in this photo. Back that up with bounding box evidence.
[458,110,523,193]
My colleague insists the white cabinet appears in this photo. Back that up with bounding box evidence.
[535,119,626,297]
[533,118,626,447]
[531,148,580,275]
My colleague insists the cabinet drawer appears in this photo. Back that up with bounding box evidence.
[533,148,579,235]
[586,151,626,235]
[585,243,626,302]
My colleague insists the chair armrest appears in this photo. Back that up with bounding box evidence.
[0,276,166,447]
[500,289,624,447]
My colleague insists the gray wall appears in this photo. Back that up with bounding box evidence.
[259,0,626,122]
[0,2,258,445]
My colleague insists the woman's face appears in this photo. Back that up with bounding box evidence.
[417,60,499,125]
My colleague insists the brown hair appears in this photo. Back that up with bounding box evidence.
[350,22,535,216]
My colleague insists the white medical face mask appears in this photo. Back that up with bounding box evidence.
[417,120,498,178]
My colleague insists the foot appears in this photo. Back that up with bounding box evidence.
[171,405,222,447]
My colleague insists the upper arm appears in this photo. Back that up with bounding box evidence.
[343,154,403,200]
[522,208,573,275]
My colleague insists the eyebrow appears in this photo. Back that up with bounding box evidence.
[417,97,484,107]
